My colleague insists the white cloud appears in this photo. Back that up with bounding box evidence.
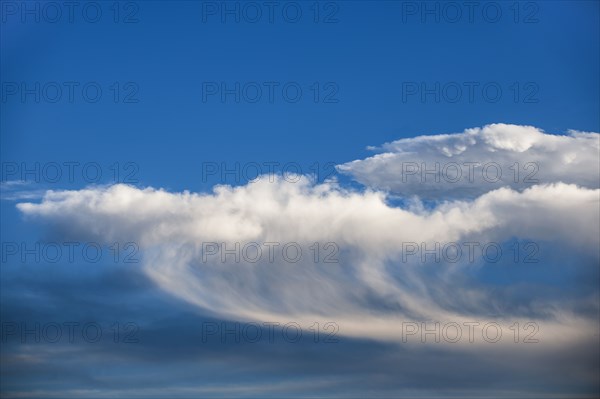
[336,123,600,199]
[16,177,599,345]
[12,124,600,348]
[0,180,46,201]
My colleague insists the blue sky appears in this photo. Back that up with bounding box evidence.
[1,1,600,398]
[2,1,599,191]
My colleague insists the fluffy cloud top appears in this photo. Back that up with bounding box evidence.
[336,123,600,199]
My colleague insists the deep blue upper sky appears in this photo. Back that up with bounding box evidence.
[2,0,599,192]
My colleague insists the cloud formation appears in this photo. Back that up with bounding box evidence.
[10,123,600,398]
[17,179,599,344]
[336,123,600,199]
